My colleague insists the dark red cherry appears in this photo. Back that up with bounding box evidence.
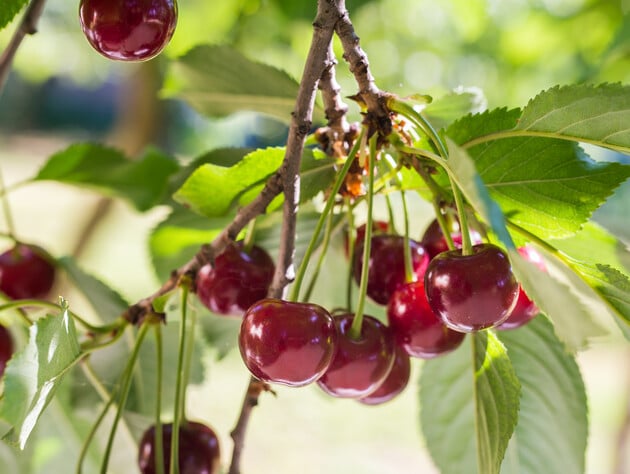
[317,313,395,398]
[420,218,482,260]
[344,220,389,257]
[138,421,220,474]
[239,299,337,387]
[0,244,55,300]
[0,325,13,379]
[79,0,178,61]
[196,241,275,317]
[353,234,429,305]
[424,243,519,332]
[387,279,465,358]
[497,245,546,330]
[358,344,410,406]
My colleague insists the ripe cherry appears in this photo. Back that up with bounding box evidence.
[0,243,55,300]
[344,220,389,257]
[138,421,220,474]
[420,218,482,260]
[0,325,13,379]
[239,299,337,387]
[317,313,395,399]
[497,245,546,330]
[353,234,429,305]
[358,344,410,406]
[79,0,178,61]
[387,279,465,358]
[424,243,519,332]
[196,241,275,317]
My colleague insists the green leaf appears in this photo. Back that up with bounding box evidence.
[425,87,488,129]
[35,144,179,211]
[517,83,630,153]
[499,317,587,474]
[0,0,28,30]
[163,45,320,124]
[420,333,520,474]
[0,304,82,448]
[509,247,607,351]
[173,147,284,217]
[57,257,129,322]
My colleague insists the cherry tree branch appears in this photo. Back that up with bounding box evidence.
[0,0,48,97]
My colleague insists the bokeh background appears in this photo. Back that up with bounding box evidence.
[1,0,630,473]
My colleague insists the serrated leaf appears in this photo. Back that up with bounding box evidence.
[57,256,129,322]
[420,333,520,474]
[163,45,320,123]
[447,108,521,145]
[0,306,82,448]
[0,0,28,30]
[499,317,587,474]
[509,247,607,350]
[517,83,630,153]
[35,144,179,211]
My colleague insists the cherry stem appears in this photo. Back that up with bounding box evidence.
[349,133,377,341]
[154,324,165,474]
[170,284,191,474]
[450,175,472,255]
[345,199,356,312]
[290,126,366,302]
[302,206,336,302]
[100,322,151,474]
[384,193,396,234]
[401,191,415,283]
[242,219,257,254]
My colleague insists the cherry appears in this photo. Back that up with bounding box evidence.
[0,325,13,379]
[358,344,410,406]
[239,298,337,387]
[317,313,395,399]
[0,243,56,300]
[138,421,220,474]
[420,218,482,260]
[497,245,546,330]
[353,234,429,305]
[424,243,519,332]
[196,241,275,317]
[79,0,178,61]
[344,220,389,257]
[387,279,465,358]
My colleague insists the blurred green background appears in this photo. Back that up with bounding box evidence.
[1,0,630,473]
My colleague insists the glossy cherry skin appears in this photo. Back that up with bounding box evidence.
[0,325,13,379]
[424,244,519,332]
[0,244,55,300]
[497,245,546,330]
[353,235,429,305]
[420,218,482,260]
[79,0,178,61]
[196,241,275,317]
[358,344,410,406]
[138,421,220,474]
[239,299,337,387]
[387,280,465,358]
[317,313,395,399]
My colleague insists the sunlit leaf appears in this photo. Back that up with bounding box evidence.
[0,304,82,448]
[499,317,587,474]
[0,0,28,30]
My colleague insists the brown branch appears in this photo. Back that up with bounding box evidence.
[0,0,48,97]
[319,43,350,140]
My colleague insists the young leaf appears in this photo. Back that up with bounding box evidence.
[517,83,630,153]
[0,0,28,31]
[0,304,82,448]
[420,333,520,474]
[163,45,322,124]
[35,144,179,211]
[423,87,487,130]
[498,316,587,474]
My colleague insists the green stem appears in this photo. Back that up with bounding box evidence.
[349,133,377,340]
[432,205,456,251]
[345,200,356,313]
[180,301,198,422]
[154,324,165,474]
[100,322,151,474]
[170,285,191,474]
[290,126,367,302]
[450,173,472,255]
[384,193,396,234]
[302,206,336,302]
[400,191,414,283]
[242,219,257,254]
